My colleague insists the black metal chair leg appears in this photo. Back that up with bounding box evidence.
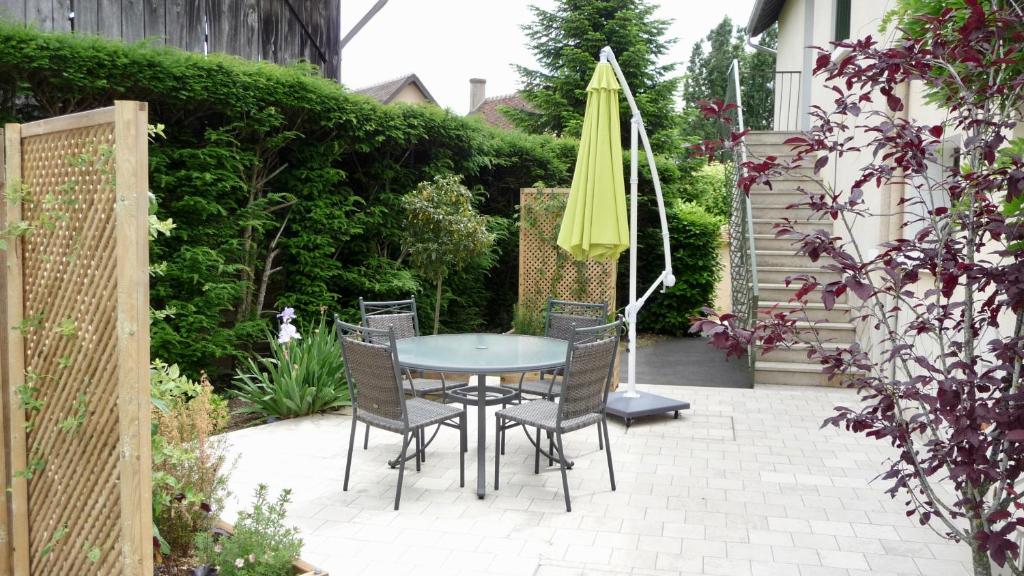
[364,423,370,449]
[459,414,466,487]
[555,432,571,512]
[548,432,554,466]
[494,414,501,490]
[414,428,421,472]
[394,432,410,510]
[343,413,358,491]
[534,427,541,474]
[420,429,427,463]
[602,419,615,491]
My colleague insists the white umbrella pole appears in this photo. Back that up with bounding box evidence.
[627,112,640,397]
[600,46,676,398]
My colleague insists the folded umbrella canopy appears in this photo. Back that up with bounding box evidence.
[557,61,629,261]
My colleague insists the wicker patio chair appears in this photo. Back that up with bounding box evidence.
[494,318,621,512]
[505,299,609,401]
[337,319,465,510]
[359,296,449,451]
[502,299,610,457]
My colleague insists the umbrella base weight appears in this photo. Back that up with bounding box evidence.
[606,391,690,429]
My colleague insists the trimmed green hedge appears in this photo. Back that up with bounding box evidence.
[632,201,723,335]
[0,22,720,376]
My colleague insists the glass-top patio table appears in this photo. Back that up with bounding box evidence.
[396,333,568,498]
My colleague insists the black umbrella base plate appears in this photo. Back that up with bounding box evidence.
[606,390,690,429]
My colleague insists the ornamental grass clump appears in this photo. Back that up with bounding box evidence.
[193,484,302,576]
[232,308,350,419]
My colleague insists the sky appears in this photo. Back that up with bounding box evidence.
[340,0,758,115]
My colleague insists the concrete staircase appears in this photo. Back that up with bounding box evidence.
[746,131,857,387]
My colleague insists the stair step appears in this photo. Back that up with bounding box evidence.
[753,205,829,220]
[791,320,856,342]
[758,266,840,284]
[752,234,801,250]
[756,249,815,267]
[753,219,832,235]
[756,343,851,364]
[749,192,815,206]
[754,360,853,387]
[748,176,823,189]
[757,301,852,322]
[746,130,802,145]
[758,282,848,304]
[743,164,821,179]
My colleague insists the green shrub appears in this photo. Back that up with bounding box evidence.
[0,23,702,376]
[680,162,731,219]
[194,484,302,576]
[629,201,723,335]
[512,302,546,335]
[232,313,350,419]
[150,361,229,565]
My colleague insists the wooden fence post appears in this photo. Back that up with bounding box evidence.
[0,127,12,576]
[3,123,28,576]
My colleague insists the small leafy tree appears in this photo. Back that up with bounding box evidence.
[401,176,494,334]
[693,2,1024,575]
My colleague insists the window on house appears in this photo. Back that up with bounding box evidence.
[835,0,852,41]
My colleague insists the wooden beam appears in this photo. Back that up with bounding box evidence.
[73,0,99,34]
[0,0,26,24]
[143,0,166,43]
[96,0,121,38]
[0,127,11,576]
[122,0,145,41]
[113,100,152,576]
[3,123,28,576]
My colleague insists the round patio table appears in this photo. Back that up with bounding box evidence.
[396,333,568,499]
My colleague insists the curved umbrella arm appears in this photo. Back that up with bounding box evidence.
[600,46,675,293]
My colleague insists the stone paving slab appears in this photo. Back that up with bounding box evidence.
[220,384,973,576]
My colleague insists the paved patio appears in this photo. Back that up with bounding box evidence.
[220,384,973,576]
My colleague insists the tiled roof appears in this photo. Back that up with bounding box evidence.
[470,92,534,130]
[354,73,437,105]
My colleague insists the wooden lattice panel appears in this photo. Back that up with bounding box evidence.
[4,103,151,576]
[518,188,617,314]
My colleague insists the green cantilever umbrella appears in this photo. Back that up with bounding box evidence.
[558,46,689,425]
[556,61,629,261]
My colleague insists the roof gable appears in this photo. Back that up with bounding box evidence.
[355,74,438,105]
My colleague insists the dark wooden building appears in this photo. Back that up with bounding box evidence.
[0,0,341,79]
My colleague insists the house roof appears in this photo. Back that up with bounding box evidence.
[747,0,787,37]
[354,73,438,105]
[469,93,533,130]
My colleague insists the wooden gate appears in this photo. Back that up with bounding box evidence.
[1,102,151,575]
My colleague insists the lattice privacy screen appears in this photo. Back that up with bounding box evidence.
[518,188,617,314]
[2,102,151,576]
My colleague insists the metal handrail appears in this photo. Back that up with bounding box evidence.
[741,69,802,131]
[725,59,760,367]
